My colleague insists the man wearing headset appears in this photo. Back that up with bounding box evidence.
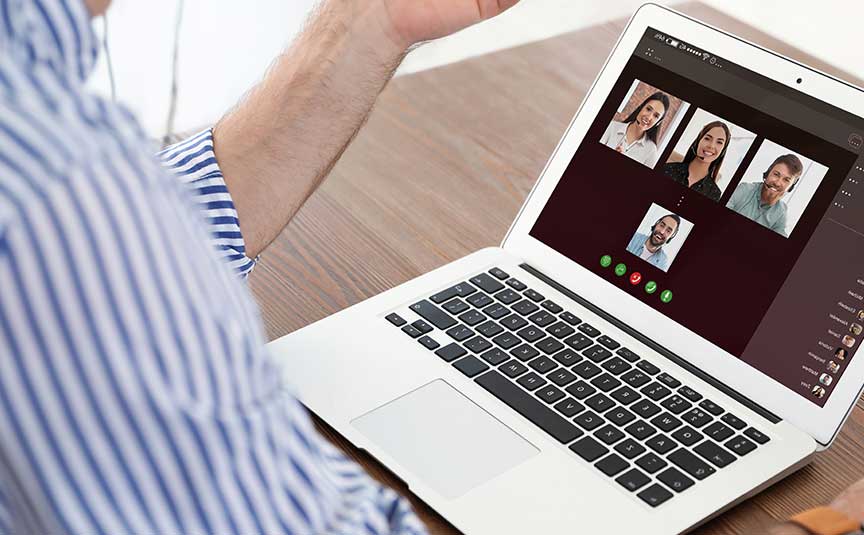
[727,154,804,237]
[626,214,680,271]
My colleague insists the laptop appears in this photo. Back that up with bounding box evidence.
[269,4,864,533]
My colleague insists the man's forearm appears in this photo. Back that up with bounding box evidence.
[212,1,407,258]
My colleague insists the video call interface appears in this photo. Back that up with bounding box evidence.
[531,28,864,406]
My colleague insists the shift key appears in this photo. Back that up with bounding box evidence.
[410,300,457,330]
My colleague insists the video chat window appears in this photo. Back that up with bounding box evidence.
[599,80,690,168]
[726,139,830,238]
[661,109,756,202]
[625,203,694,273]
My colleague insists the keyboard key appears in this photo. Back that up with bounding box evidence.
[510,344,539,362]
[482,303,509,319]
[435,343,467,362]
[453,355,489,377]
[524,289,545,302]
[386,313,406,326]
[442,299,469,315]
[596,454,629,476]
[470,273,504,294]
[625,421,657,441]
[418,336,439,350]
[660,395,692,415]
[536,385,565,404]
[669,448,717,480]
[657,373,681,389]
[495,289,521,305]
[546,321,575,339]
[636,452,667,474]
[541,301,563,314]
[722,413,746,430]
[528,310,556,327]
[476,320,504,338]
[725,436,757,456]
[658,467,694,493]
[569,436,608,462]
[431,282,477,303]
[554,398,585,417]
[573,361,602,379]
[564,333,593,351]
[475,371,582,444]
[466,292,494,308]
[548,369,578,387]
[622,369,650,388]
[597,335,620,350]
[560,311,581,325]
[457,309,486,326]
[705,422,734,442]
[616,468,651,492]
[585,393,615,413]
[401,324,422,338]
[651,413,682,433]
[610,386,639,405]
[678,386,702,402]
[480,348,509,366]
[699,399,724,416]
[492,333,521,350]
[694,441,737,468]
[602,356,631,375]
[528,356,558,374]
[594,424,625,445]
[616,347,639,362]
[516,325,545,343]
[506,278,527,291]
[631,399,661,419]
[516,372,547,391]
[536,337,564,355]
[512,299,539,316]
[574,411,605,431]
[673,425,703,447]
[583,345,613,363]
[681,409,711,428]
[500,313,528,331]
[565,381,596,400]
[577,323,601,337]
[488,267,509,280]
[637,484,673,507]
[636,360,661,375]
[606,407,636,427]
[500,360,529,378]
[642,382,672,401]
[446,324,473,341]
[553,349,581,367]
[464,336,493,353]
[411,320,433,334]
[645,434,676,455]
[615,438,646,459]
[590,374,621,392]
[743,427,770,444]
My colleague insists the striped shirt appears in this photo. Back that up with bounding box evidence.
[0,1,425,533]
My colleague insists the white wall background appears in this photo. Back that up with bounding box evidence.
[88,0,864,138]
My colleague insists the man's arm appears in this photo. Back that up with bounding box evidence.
[212,0,519,258]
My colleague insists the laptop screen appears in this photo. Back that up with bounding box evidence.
[530,28,864,407]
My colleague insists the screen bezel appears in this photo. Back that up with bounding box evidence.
[502,3,864,446]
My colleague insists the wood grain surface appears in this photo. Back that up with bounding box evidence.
[246,3,864,533]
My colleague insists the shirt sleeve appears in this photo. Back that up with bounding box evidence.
[157,129,256,278]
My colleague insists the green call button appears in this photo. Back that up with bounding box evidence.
[614,263,627,277]
[645,281,657,294]
[600,255,613,268]
[660,289,673,303]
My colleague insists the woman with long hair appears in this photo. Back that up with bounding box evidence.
[600,91,671,166]
[662,120,731,202]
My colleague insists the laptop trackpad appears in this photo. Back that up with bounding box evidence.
[351,379,539,499]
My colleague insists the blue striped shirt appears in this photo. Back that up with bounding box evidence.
[0,1,425,533]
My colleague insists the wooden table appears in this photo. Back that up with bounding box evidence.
[247,3,864,533]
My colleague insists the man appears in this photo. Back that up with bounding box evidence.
[2,1,863,534]
[727,154,804,237]
[626,214,680,271]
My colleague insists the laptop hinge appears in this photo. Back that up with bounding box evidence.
[520,262,782,425]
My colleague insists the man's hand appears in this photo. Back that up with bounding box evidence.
[381,0,521,48]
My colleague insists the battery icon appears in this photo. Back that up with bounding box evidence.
[665,38,680,47]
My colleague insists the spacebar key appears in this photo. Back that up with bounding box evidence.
[476,370,582,443]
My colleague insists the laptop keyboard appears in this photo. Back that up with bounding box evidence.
[385,267,771,508]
